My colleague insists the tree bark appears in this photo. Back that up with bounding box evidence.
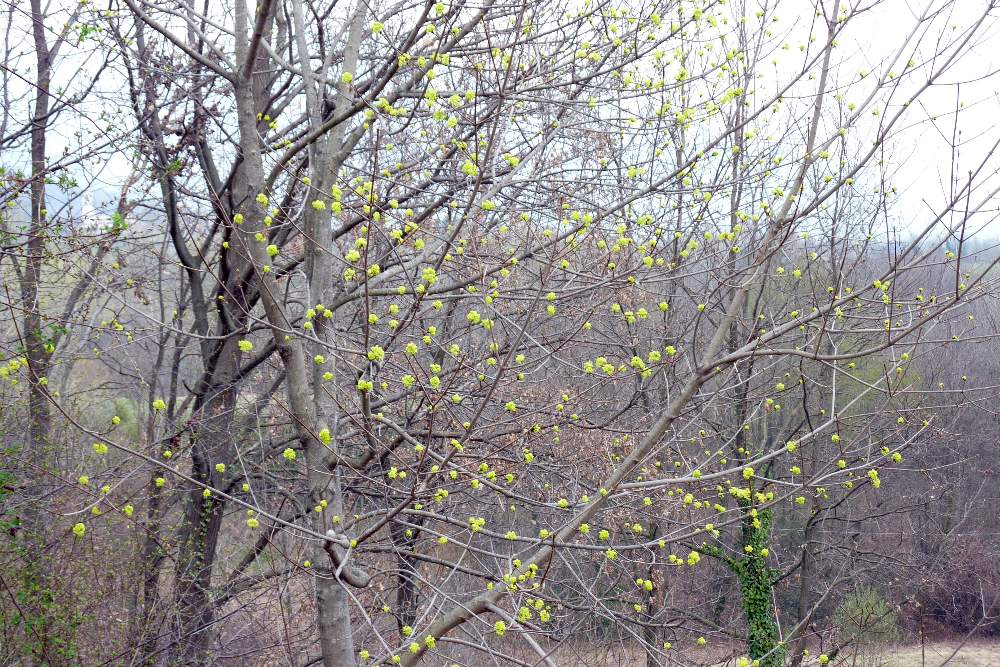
[292,1,366,663]
[19,5,53,664]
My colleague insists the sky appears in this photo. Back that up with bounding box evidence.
[833,0,1000,239]
[4,0,1000,240]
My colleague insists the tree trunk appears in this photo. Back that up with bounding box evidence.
[169,384,235,665]
[293,1,367,663]
[733,509,785,667]
[19,5,54,664]
[788,514,819,667]
[642,524,663,667]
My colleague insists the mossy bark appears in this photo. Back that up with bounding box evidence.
[704,507,785,667]
[733,508,785,667]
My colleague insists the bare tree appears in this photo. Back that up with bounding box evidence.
[3,1,1000,666]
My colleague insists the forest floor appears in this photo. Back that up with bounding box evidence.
[517,639,1000,666]
[884,640,999,666]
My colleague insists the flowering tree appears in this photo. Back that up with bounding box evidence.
[3,0,1000,665]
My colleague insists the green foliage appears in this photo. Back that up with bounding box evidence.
[82,396,142,441]
[0,447,18,533]
[833,585,900,649]
[111,397,142,441]
[110,211,127,234]
[704,504,785,667]
[4,561,86,664]
[731,508,785,667]
[0,451,84,664]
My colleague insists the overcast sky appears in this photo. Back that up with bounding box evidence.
[5,0,1000,240]
[835,0,1000,239]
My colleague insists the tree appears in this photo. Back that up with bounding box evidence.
[2,0,1000,665]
